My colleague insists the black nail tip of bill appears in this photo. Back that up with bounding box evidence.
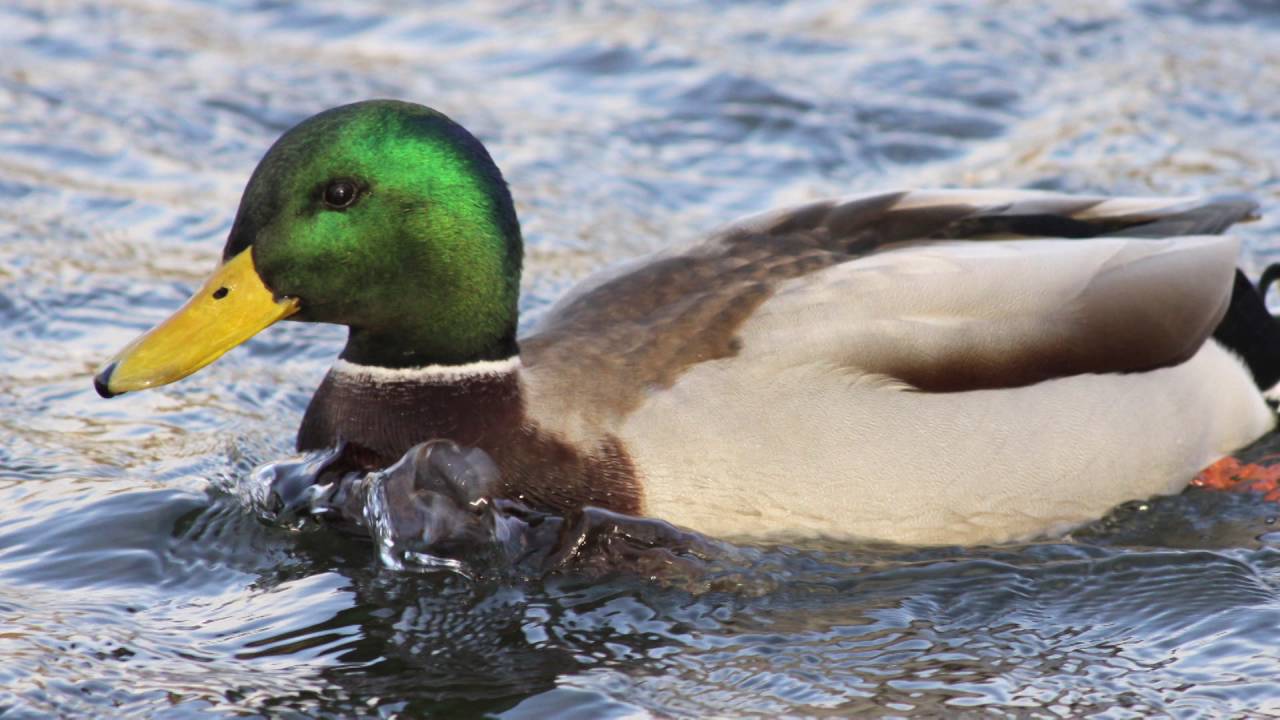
[93,363,119,398]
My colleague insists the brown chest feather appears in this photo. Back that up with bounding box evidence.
[296,369,643,515]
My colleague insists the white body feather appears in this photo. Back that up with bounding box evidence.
[623,339,1269,544]
[522,190,1276,544]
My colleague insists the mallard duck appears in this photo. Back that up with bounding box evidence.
[94,99,1280,545]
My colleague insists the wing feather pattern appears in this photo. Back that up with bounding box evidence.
[523,190,1259,417]
[738,235,1240,391]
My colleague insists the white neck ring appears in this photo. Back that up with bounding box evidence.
[331,356,522,385]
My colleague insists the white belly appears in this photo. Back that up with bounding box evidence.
[621,340,1274,545]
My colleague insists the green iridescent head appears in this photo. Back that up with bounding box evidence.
[225,99,522,367]
[92,100,524,398]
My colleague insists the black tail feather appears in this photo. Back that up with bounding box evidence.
[1259,262,1280,302]
[1214,268,1280,392]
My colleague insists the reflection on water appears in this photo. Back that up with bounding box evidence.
[4,0,1280,716]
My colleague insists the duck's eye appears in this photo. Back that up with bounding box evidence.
[322,180,359,209]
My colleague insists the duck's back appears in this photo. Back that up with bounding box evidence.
[519,190,1278,544]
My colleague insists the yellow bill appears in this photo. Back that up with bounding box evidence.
[94,249,300,398]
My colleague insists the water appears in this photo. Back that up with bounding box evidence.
[4,0,1280,715]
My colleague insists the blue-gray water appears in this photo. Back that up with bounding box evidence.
[4,0,1280,716]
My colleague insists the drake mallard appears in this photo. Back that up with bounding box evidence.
[94,99,1280,545]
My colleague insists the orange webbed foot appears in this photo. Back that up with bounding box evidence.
[1192,455,1280,503]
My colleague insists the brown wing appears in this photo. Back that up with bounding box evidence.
[520,190,1259,419]
[734,234,1241,392]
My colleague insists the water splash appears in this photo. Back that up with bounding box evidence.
[239,440,739,585]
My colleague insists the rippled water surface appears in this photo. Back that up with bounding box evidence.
[5,0,1280,716]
